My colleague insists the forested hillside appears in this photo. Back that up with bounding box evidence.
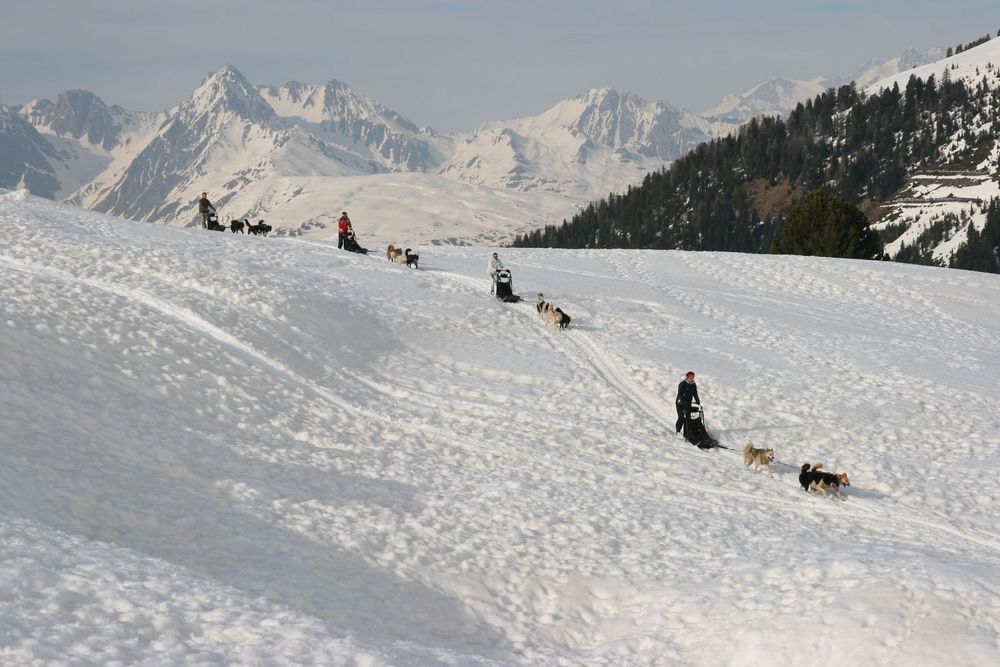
[515,51,1000,273]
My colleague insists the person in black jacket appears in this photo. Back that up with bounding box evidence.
[198,192,217,229]
[675,371,700,433]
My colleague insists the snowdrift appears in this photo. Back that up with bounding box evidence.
[2,190,999,665]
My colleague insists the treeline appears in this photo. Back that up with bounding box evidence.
[952,198,1000,272]
[948,34,993,57]
[513,72,1000,272]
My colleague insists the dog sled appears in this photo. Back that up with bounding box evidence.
[343,230,369,254]
[205,211,222,231]
[681,404,718,449]
[494,268,522,303]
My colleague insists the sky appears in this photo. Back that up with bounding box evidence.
[1,1,996,131]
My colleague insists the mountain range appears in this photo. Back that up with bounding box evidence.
[0,47,950,243]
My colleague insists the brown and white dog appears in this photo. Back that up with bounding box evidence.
[386,244,404,263]
[743,442,775,477]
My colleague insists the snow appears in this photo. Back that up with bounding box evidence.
[2,191,1000,665]
[867,36,1000,94]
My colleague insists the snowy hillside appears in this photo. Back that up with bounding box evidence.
[867,37,1000,264]
[2,191,999,665]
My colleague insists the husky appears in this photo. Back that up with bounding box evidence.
[743,442,775,477]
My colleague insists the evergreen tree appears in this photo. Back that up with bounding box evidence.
[771,190,882,259]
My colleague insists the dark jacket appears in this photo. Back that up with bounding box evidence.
[198,197,215,213]
[676,379,700,407]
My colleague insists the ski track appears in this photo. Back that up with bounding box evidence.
[425,256,1000,559]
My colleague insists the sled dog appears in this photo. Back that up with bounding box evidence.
[386,244,404,263]
[247,220,271,236]
[743,442,774,477]
[799,463,850,500]
[536,293,547,315]
[404,248,419,269]
[537,294,571,329]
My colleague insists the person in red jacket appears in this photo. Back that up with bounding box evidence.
[337,211,353,249]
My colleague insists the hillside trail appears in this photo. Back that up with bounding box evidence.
[407,251,1000,560]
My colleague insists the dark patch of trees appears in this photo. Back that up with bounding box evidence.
[771,190,882,259]
[951,198,1000,272]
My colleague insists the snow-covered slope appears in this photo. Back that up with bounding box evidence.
[849,46,948,89]
[2,191,999,665]
[868,37,1000,93]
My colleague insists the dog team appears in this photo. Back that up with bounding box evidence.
[742,442,851,500]
[226,218,272,236]
[535,293,571,329]
[385,244,419,269]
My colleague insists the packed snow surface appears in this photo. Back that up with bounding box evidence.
[2,191,999,665]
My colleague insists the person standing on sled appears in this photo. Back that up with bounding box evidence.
[337,211,353,249]
[675,370,701,433]
[487,252,504,294]
[198,192,216,229]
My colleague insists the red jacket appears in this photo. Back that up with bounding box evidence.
[338,216,352,234]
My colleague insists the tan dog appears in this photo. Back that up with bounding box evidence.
[743,442,775,477]
[386,244,403,263]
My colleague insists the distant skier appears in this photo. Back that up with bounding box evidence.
[675,371,701,433]
[488,252,505,294]
[337,211,353,249]
[198,192,217,229]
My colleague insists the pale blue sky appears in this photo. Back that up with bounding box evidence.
[1,1,995,131]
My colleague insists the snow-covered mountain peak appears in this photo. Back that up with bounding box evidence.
[703,76,835,123]
[185,65,275,124]
[19,89,125,150]
[260,77,425,138]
